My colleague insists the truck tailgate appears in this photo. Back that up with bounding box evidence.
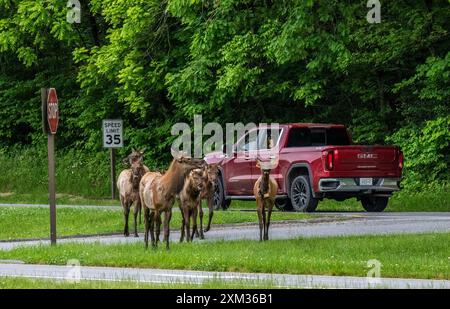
[327,145,400,172]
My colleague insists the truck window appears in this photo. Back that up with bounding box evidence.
[327,128,350,145]
[287,128,350,147]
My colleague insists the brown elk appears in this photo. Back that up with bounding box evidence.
[178,168,204,242]
[253,158,278,241]
[117,150,150,237]
[140,150,204,249]
[196,163,220,238]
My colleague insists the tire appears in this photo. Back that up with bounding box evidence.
[213,177,226,210]
[274,198,293,211]
[223,199,231,210]
[289,175,318,212]
[361,196,389,212]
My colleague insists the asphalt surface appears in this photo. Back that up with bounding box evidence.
[0,263,449,289]
[0,212,449,251]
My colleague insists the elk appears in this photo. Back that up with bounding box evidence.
[117,150,150,237]
[140,150,204,250]
[196,163,220,238]
[178,168,204,242]
[253,158,278,241]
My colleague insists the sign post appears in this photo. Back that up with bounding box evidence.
[42,88,59,245]
[102,119,123,199]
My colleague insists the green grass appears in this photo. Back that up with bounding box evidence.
[0,148,113,198]
[0,276,278,289]
[229,188,450,212]
[1,233,448,280]
[2,186,449,212]
[0,206,312,240]
[0,192,120,206]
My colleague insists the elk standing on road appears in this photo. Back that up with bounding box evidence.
[197,164,220,238]
[117,150,150,237]
[140,150,204,250]
[178,168,204,242]
[253,159,278,241]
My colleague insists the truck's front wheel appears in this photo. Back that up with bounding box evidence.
[290,176,318,212]
[361,196,389,212]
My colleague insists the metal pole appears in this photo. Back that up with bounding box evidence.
[111,148,116,199]
[48,133,57,245]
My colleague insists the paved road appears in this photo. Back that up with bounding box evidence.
[1,212,449,251]
[0,263,448,289]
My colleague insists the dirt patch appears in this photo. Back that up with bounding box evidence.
[0,192,13,197]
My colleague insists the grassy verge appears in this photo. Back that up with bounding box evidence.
[0,147,448,212]
[1,187,449,212]
[0,192,120,206]
[1,233,448,280]
[228,187,450,212]
[0,207,312,240]
[0,277,278,289]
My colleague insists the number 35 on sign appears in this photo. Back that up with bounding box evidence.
[103,119,123,148]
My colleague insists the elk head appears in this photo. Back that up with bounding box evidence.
[256,157,279,175]
[123,149,144,166]
[205,163,219,184]
[130,159,145,190]
[189,168,205,192]
[170,148,205,170]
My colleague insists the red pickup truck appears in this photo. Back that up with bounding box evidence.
[204,123,403,212]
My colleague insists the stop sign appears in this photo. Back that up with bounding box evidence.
[47,88,59,134]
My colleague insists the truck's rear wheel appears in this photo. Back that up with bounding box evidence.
[274,198,293,211]
[361,196,389,212]
[290,176,318,212]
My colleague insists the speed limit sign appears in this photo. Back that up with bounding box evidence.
[102,119,123,148]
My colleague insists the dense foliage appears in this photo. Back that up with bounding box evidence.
[0,0,449,189]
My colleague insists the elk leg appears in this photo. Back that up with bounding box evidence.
[164,209,172,250]
[257,201,263,242]
[205,194,214,233]
[261,202,267,241]
[265,201,273,241]
[144,206,150,249]
[198,200,204,239]
[149,210,156,249]
[191,206,198,241]
[138,197,142,225]
[123,202,130,237]
[155,211,162,244]
[183,207,191,243]
[133,200,140,237]
[179,205,185,243]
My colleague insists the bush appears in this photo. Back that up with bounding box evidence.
[387,116,450,190]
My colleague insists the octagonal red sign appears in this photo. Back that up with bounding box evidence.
[47,88,59,134]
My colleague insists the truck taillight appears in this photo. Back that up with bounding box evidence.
[399,151,404,170]
[325,151,334,171]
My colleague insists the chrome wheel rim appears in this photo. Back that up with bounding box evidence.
[292,180,308,208]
